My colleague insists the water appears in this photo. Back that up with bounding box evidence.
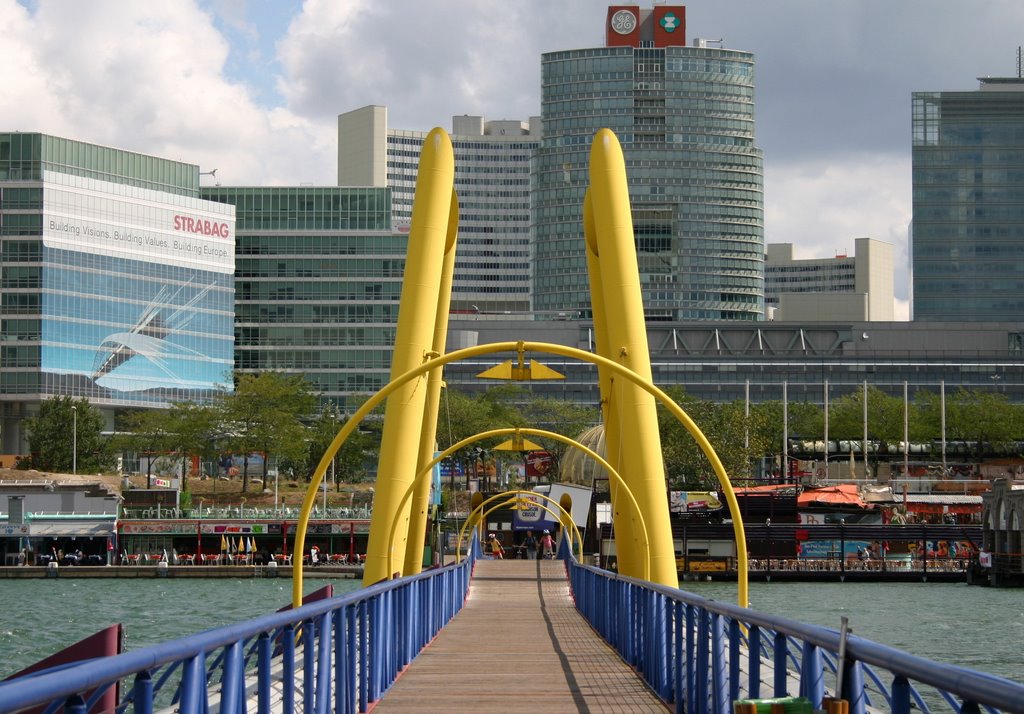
[0,577,361,680]
[684,580,1024,685]
[1,579,1021,690]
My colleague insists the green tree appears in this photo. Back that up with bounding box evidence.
[750,399,823,477]
[304,401,378,487]
[22,396,112,473]
[660,388,774,489]
[115,408,180,488]
[223,372,318,493]
[917,387,1024,463]
[829,385,906,474]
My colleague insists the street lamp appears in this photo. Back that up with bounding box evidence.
[71,405,77,475]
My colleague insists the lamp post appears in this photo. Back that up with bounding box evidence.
[71,405,77,475]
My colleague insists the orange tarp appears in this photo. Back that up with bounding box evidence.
[797,484,871,509]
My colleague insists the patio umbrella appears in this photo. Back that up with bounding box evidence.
[220,534,227,553]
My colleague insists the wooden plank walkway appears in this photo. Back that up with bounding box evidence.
[372,559,668,713]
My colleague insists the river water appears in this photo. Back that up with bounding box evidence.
[1,578,1021,687]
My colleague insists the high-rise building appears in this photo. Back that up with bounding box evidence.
[0,133,236,453]
[338,106,539,316]
[765,238,894,321]
[533,5,764,321]
[201,186,401,407]
[912,77,1024,321]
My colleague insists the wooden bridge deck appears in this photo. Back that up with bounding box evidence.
[372,559,668,713]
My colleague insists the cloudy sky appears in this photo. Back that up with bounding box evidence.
[5,1,1024,320]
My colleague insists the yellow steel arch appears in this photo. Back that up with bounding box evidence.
[455,491,585,564]
[292,340,749,609]
[420,427,649,579]
[421,427,649,572]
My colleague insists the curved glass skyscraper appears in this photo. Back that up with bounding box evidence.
[534,6,764,321]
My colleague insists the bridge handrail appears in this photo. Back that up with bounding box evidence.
[0,539,477,714]
[568,560,1024,713]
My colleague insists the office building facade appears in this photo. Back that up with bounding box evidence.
[338,106,538,316]
[0,133,236,453]
[912,77,1024,321]
[201,186,401,406]
[533,5,764,321]
[765,238,894,321]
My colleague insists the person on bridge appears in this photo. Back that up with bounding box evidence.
[487,533,504,560]
[523,531,538,560]
[540,530,554,559]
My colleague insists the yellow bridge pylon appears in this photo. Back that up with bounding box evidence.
[292,129,749,608]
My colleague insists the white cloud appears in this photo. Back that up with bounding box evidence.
[765,154,913,302]
[0,0,333,185]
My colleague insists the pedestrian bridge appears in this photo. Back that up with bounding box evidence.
[2,537,1023,714]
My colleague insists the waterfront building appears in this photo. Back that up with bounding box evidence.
[533,5,764,321]
[445,318,1024,407]
[200,186,400,406]
[912,76,1024,321]
[0,133,236,454]
[765,238,894,321]
[338,106,538,316]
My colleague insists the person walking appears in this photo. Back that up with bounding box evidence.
[523,531,538,560]
[487,533,504,560]
[539,529,554,559]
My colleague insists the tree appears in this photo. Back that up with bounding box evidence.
[222,372,318,493]
[305,401,378,487]
[22,396,112,473]
[917,387,1024,464]
[750,399,823,478]
[829,386,906,474]
[660,388,774,490]
[115,408,179,488]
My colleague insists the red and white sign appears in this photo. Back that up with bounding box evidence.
[606,6,641,46]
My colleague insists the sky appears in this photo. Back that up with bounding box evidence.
[5,1,1024,321]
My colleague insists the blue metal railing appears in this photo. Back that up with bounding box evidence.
[0,541,476,714]
[568,560,1024,714]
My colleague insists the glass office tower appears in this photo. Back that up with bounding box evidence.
[912,77,1024,321]
[0,133,236,452]
[533,6,764,321]
[338,106,538,316]
[202,186,401,407]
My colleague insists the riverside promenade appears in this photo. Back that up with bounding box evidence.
[372,558,667,713]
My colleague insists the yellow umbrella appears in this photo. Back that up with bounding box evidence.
[220,534,227,553]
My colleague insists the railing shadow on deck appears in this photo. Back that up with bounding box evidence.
[568,559,1024,714]
[0,539,480,714]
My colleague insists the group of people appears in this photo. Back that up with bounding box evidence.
[487,529,554,560]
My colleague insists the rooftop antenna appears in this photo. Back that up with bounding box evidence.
[1018,46,1022,79]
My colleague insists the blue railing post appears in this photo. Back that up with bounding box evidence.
[218,639,244,714]
[686,603,698,714]
[257,632,272,714]
[800,640,824,709]
[282,623,296,714]
[711,612,728,714]
[179,652,207,714]
[357,600,368,712]
[773,631,788,697]
[696,608,709,711]
[133,669,154,714]
[748,625,762,701]
[316,611,332,714]
[845,659,866,714]
[673,600,685,714]
[728,619,741,703]
[892,675,912,714]
[303,618,316,713]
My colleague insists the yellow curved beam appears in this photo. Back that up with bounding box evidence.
[381,426,645,579]
[292,340,748,609]
[455,491,584,565]
[419,427,650,577]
